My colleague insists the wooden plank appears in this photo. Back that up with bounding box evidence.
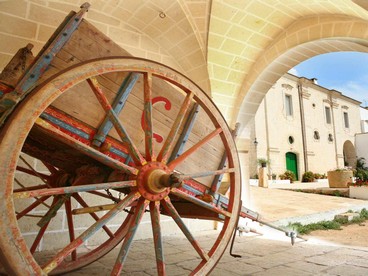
[26,18,226,187]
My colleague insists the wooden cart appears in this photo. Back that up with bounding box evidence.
[0,3,254,275]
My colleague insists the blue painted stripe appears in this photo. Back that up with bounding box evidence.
[40,113,132,163]
[40,113,90,140]
[92,73,139,146]
[182,183,203,195]
[110,146,129,159]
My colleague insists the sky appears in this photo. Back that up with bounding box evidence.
[288,52,368,107]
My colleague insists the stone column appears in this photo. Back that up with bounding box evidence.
[258,167,268,188]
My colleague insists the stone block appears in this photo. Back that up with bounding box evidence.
[334,212,360,222]
[29,4,66,27]
[0,1,27,17]
[37,24,55,42]
[325,264,368,276]
[0,14,37,39]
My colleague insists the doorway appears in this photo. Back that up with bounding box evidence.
[286,152,298,180]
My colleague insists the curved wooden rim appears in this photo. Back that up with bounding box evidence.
[0,57,241,275]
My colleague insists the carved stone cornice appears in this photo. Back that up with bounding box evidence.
[281,83,293,91]
[341,105,349,110]
[323,98,339,108]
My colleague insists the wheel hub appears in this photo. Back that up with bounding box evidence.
[136,162,182,201]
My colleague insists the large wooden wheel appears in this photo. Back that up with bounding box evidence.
[0,57,241,275]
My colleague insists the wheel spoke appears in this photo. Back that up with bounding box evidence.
[73,193,114,238]
[72,203,116,215]
[168,127,222,170]
[168,103,200,163]
[14,184,48,193]
[16,166,50,180]
[30,221,50,254]
[170,188,231,218]
[16,196,51,219]
[157,92,193,163]
[143,72,155,161]
[87,77,146,166]
[92,72,139,147]
[42,192,140,274]
[35,117,139,175]
[112,197,149,275]
[180,168,235,180]
[30,197,58,254]
[150,201,165,275]
[37,195,69,228]
[65,199,77,261]
[13,180,136,199]
[161,197,209,261]
[41,161,59,174]
[19,155,49,184]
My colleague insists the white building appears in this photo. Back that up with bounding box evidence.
[360,107,368,133]
[250,73,362,181]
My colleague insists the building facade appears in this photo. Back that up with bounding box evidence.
[250,73,362,181]
[361,107,368,132]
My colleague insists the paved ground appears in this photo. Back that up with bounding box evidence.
[66,229,368,275]
[65,185,368,275]
[249,185,368,225]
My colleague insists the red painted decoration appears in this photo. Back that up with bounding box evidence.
[141,96,171,143]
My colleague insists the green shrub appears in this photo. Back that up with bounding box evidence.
[257,158,270,167]
[302,171,315,182]
[333,190,343,197]
[287,220,341,235]
[354,157,368,181]
[360,208,368,219]
[285,208,368,235]
[279,170,296,183]
[314,173,326,179]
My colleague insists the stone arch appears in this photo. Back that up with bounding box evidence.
[343,140,356,168]
[235,15,368,133]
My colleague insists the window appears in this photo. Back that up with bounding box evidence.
[285,94,293,116]
[343,112,349,128]
[328,133,334,142]
[288,136,294,144]
[314,131,320,140]
[325,106,331,124]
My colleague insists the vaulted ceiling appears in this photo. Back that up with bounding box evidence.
[1,0,368,136]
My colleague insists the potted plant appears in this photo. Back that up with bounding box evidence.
[279,170,296,183]
[257,158,269,168]
[327,168,353,188]
[302,171,315,182]
[349,158,368,199]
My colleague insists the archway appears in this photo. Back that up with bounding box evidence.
[235,15,368,132]
[343,140,356,168]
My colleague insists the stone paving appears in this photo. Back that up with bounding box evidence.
[67,229,368,275]
[66,185,368,275]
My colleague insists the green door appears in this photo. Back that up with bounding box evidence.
[286,152,298,180]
